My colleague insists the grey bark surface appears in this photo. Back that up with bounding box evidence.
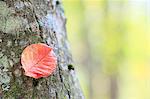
[0,0,84,98]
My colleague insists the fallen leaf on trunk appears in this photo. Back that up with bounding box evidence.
[21,43,57,79]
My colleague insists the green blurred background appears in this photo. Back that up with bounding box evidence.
[62,0,150,99]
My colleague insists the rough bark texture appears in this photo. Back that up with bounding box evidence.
[0,0,84,98]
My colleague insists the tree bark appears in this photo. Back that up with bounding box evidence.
[0,0,84,98]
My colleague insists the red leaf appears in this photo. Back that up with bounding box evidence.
[21,43,57,79]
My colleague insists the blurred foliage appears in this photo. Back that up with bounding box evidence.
[63,0,150,99]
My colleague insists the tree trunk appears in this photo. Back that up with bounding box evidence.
[0,0,84,98]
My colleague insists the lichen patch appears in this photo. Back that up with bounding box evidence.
[0,1,23,34]
[0,56,11,91]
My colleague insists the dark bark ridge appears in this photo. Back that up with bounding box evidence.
[0,0,83,98]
